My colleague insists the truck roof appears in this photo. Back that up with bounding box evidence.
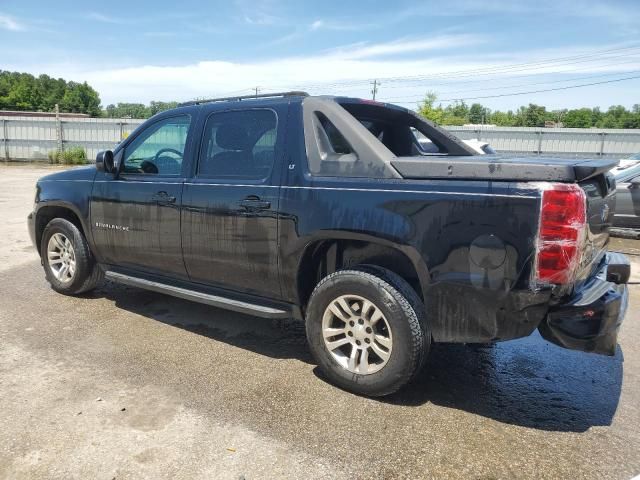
[178,91,411,114]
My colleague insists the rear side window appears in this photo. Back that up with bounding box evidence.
[198,109,277,180]
[308,112,370,177]
[317,113,353,155]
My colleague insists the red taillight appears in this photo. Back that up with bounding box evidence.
[536,183,586,284]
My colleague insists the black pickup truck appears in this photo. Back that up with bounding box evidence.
[28,92,630,396]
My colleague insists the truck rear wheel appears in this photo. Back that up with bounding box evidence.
[41,218,103,295]
[306,266,429,397]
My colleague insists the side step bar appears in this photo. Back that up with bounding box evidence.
[105,271,291,319]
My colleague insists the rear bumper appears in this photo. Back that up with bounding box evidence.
[539,252,630,355]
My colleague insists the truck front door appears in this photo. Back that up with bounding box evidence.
[90,114,194,279]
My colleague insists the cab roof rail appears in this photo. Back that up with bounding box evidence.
[178,91,309,107]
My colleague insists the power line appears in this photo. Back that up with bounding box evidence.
[298,57,640,99]
[273,44,640,91]
[378,46,640,84]
[327,51,640,92]
[378,69,640,101]
[384,73,640,104]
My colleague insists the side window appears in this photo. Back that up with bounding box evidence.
[411,127,441,154]
[316,112,354,156]
[123,115,190,175]
[308,112,371,177]
[198,109,277,180]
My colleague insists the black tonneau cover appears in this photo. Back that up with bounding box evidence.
[391,155,619,182]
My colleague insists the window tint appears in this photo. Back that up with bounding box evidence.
[123,115,190,175]
[198,109,277,179]
[309,112,394,178]
[411,127,441,154]
[317,113,353,155]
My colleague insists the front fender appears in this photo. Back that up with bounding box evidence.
[34,178,95,254]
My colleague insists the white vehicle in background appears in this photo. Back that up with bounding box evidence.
[416,135,496,155]
[611,153,640,229]
[614,152,640,170]
[459,138,496,155]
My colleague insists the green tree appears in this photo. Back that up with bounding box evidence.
[417,91,445,124]
[0,70,101,115]
[414,91,640,129]
[468,103,488,124]
[103,103,146,118]
[491,110,517,126]
[148,101,179,116]
[563,108,593,128]
[515,104,547,127]
[59,82,101,116]
[447,100,469,121]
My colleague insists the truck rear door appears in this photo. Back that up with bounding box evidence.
[180,104,287,299]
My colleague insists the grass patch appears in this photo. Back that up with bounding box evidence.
[48,146,88,165]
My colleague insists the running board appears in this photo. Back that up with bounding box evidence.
[105,271,291,319]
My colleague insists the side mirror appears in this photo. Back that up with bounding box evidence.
[96,150,115,173]
[630,176,640,186]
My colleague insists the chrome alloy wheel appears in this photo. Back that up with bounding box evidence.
[47,233,76,283]
[322,294,393,375]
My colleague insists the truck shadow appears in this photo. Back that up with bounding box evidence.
[97,280,623,434]
[379,337,624,433]
[98,281,314,363]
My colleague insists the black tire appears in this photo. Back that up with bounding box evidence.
[41,218,103,295]
[306,266,429,397]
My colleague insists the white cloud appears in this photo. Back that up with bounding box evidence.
[13,38,639,111]
[392,0,639,35]
[243,13,280,25]
[143,31,179,38]
[310,20,323,31]
[0,13,26,31]
[309,18,375,32]
[327,35,485,60]
[86,12,126,24]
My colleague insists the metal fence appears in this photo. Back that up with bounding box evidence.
[2,114,640,161]
[447,125,640,157]
[0,115,145,161]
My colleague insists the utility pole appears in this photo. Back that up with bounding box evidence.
[370,80,380,101]
[253,86,261,98]
[54,103,63,153]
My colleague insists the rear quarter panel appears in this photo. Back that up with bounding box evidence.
[280,171,551,343]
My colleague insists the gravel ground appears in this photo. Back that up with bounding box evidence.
[0,164,639,479]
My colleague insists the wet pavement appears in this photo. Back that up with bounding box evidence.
[1,165,639,479]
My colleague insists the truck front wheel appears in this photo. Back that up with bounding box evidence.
[41,218,103,295]
[306,266,429,397]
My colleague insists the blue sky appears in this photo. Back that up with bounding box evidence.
[1,0,640,111]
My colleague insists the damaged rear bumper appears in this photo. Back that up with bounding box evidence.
[539,252,630,355]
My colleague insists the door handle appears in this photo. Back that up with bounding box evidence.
[239,196,271,210]
[152,191,177,204]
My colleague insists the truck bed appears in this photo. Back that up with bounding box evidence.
[391,155,618,182]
